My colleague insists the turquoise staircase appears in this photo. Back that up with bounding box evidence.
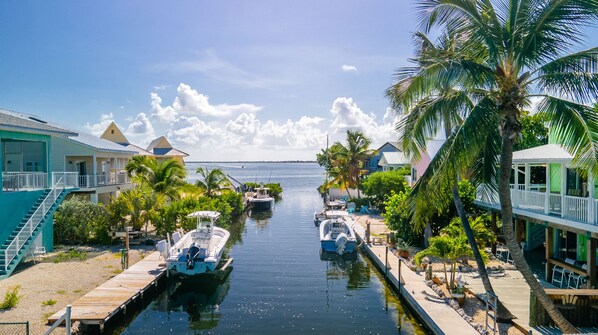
[0,184,68,280]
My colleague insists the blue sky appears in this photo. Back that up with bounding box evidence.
[1,1,598,160]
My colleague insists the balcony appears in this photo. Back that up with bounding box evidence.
[77,172,130,189]
[2,172,79,191]
[476,184,598,228]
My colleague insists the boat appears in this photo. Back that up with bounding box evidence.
[314,200,347,226]
[319,213,357,255]
[166,211,231,279]
[248,186,274,211]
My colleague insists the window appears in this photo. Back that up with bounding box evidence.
[412,168,417,182]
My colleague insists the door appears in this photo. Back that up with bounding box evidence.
[78,162,87,187]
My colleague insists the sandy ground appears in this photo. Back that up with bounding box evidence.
[0,245,154,335]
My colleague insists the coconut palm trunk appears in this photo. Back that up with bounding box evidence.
[499,119,576,333]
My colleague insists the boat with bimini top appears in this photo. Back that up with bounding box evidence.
[248,186,274,211]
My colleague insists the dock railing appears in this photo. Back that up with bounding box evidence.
[44,305,71,335]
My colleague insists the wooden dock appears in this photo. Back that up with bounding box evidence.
[48,251,166,328]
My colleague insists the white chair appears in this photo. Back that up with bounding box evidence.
[30,246,47,264]
[172,231,182,244]
[567,264,588,289]
[156,240,168,260]
[552,265,567,287]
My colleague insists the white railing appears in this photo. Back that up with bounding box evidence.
[1,172,48,191]
[44,305,71,335]
[52,172,79,189]
[77,172,130,188]
[2,178,65,272]
[512,189,546,213]
[549,194,562,214]
[563,195,589,223]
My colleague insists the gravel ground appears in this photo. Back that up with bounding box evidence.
[0,245,154,335]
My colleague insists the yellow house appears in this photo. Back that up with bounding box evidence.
[100,122,188,165]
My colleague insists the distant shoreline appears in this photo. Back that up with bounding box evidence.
[186,160,317,163]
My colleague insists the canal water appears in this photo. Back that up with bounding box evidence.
[115,162,426,335]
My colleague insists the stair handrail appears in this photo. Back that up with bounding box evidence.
[2,177,65,272]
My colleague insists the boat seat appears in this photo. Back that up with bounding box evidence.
[172,232,182,244]
[155,240,168,260]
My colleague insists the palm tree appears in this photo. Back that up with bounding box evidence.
[129,157,187,199]
[336,130,376,197]
[195,167,232,197]
[387,31,512,321]
[388,1,598,331]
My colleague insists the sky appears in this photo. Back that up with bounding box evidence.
[1,1,598,161]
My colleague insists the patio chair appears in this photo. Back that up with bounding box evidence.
[567,264,588,289]
[552,265,567,288]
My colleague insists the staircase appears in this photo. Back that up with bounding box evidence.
[0,181,67,279]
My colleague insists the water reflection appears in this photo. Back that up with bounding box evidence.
[320,251,371,290]
[247,210,272,230]
[158,279,231,331]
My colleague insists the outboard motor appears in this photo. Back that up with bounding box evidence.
[186,244,200,270]
[335,233,348,255]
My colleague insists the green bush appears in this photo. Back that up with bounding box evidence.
[361,170,410,208]
[245,182,283,198]
[54,197,111,245]
[0,286,21,310]
[382,191,423,246]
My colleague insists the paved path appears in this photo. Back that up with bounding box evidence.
[350,217,479,335]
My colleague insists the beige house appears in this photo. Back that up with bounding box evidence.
[101,122,188,165]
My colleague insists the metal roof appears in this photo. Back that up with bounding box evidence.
[0,109,77,137]
[512,144,572,163]
[379,151,410,166]
[66,131,138,154]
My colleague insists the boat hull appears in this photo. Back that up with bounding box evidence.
[249,198,274,211]
[166,227,230,278]
[320,240,357,253]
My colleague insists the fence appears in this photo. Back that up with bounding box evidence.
[0,322,28,335]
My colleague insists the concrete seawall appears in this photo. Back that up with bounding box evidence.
[351,220,479,335]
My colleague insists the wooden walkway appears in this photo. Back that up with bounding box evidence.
[48,251,166,327]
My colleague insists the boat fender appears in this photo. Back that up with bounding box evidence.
[335,233,348,255]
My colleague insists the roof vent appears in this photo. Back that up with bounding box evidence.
[29,116,48,124]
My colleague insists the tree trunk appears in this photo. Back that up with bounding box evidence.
[442,260,450,291]
[499,120,577,333]
[451,184,513,321]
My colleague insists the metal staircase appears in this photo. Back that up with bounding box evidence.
[0,179,67,279]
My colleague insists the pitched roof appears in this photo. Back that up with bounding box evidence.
[377,141,400,151]
[147,136,189,157]
[379,151,410,166]
[124,143,154,156]
[0,109,77,137]
[512,144,572,163]
[100,122,129,145]
[66,132,138,154]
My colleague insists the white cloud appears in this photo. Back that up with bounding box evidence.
[124,113,156,146]
[84,113,115,136]
[341,64,357,72]
[329,97,397,144]
[151,83,263,122]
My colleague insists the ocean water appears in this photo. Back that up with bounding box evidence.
[114,162,426,335]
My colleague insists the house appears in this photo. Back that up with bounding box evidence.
[0,109,79,279]
[101,122,188,165]
[409,139,445,185]
[51,131,137,204]
[365,142,401,173]
[475,143,597,289]
[378,151,409,171]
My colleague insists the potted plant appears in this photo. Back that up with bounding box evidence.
[397,240,410,258]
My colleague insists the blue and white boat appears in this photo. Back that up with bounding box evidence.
[314,200,347,226]
[166,211,230,279]
[319,213,357,254]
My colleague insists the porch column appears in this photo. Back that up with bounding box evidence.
[525,164,531,190]
[92,153,97,187]
[491,212,498,255]
[514,164,519,188]
[588,172,595,224]
[545,163,551,214]
[561,163,567,218]
[587,237,596,288]
[546,226,554,282]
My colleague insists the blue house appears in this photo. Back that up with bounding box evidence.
[364,142,401,174]
[0,109,78,279]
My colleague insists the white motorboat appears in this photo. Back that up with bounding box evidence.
[314,200,347,226]
[248,187,274,211]
[166,211,230,279]
[319,213,357,255]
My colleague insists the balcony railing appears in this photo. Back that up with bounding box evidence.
[477,184,598,226]
[2,172,48,191]
[77,172,130,188]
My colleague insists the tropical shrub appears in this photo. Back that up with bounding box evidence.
[361,170,410,208]
[0,286,21,310]
[245,182,283,198]
[383,191,422,245]
[54,197,111,244]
